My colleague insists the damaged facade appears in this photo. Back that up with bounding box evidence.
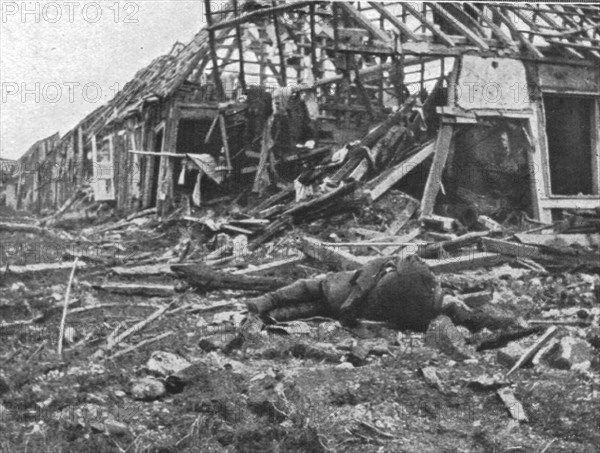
[2,1,599,224]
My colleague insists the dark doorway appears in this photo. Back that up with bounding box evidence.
[544,95,594,195]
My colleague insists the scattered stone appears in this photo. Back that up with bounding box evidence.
[497,342,528,369]
[497,387,528,422]
[364,338,393,356]
[0,402,10,421]
[63,326,76,343]
[467,374,510,391]
[424,315,473,360]
[461,291,492,308]
[420,366,447,393]
[91,418,129,435]
[146,351,191,377]
[548,336,595,370]
[265,320,312,336]
[347,342,370,366]
[0,372,11,396]
[198,333,238,353]
[10,282,26,292]
[289,341,342,363]
[336,362,354,369]
[130,377,166,401]
[586,325,600,349]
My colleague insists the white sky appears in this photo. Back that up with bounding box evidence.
[0,0,212,160]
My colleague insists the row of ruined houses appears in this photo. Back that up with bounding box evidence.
[1,1,599,224]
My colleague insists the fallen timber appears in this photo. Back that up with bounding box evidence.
[171,262,293,292]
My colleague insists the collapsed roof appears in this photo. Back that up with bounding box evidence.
[90,1,600,132]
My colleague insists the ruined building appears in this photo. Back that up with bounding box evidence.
[2,2,599,224]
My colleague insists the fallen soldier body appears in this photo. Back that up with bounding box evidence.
[246,255,476,331]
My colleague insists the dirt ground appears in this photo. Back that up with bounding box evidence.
[1,210,599,453]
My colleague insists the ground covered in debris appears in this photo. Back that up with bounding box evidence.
[1,204,600,453]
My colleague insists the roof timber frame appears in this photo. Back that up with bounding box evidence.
[93,1,600,133]
[199,1,600,91]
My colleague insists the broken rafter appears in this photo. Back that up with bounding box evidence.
[490,5,544,58]
[204,0,225,99]
[232,0,246,91]
[271,1,287,86]
[467,4,517,49]
[426,3,489,50]
[368,2,420,41]
[402,3,455,47]
[208,1,313,32]
[420,124,454,218]
[337,2,392,44]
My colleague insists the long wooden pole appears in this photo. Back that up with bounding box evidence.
[272,1,287,86]
[232,0,246,92]
[204,0,224,100]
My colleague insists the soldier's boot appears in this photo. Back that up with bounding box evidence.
[268,303,323,322]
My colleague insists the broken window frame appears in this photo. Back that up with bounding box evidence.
[91,133,116,202]
[533,93,600,222]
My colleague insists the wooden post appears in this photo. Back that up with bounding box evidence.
[309,3,319,81]
[272,1,287,86]
[420,123,454,218]
[204,0,224,100]
[218,114,232,172]
[232,0,246,93]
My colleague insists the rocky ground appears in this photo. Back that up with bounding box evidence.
[1,206,599,453]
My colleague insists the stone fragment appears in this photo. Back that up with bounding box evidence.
[424,315,474,360]
[198,334,238,353]
[130,377,166,401]
[548,336,595,370]
[497,342,528,369]
[146,351,191,377]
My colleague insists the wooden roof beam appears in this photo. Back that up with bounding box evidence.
[207,1,314,32]
[467,4,517,49]
[487,5,543,58]
[402,3,455,47]
[427,3,489,50]
[535,9,595,59]
[337,2,392,44]
[368,1,420,41]
[507,6,586,60]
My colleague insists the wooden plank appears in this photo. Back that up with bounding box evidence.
[301,237,366,271]
[426,3,489,50]
[515,233,600,248]
[218,114,232,170]
[425,252,506,273]
[506,326,558,378]
[232,0,246,91]
[366,141,435,202]
[208,1,313,32]
[111,264,174,276]
[467,5,516,49]
[489,6,543,58]
[368,2,420,41]
[91,283,175,297]
[381,227,421,256]
[419,231,489,259]
[337,2,392,44]
[204,0,224,100]
[232,254,306,275]
[272,1,287,85]
[386,196,420,234]
[420,124,454,217]
[402,3,455,47]
[3,261,87,275]
[481,237,542,260]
